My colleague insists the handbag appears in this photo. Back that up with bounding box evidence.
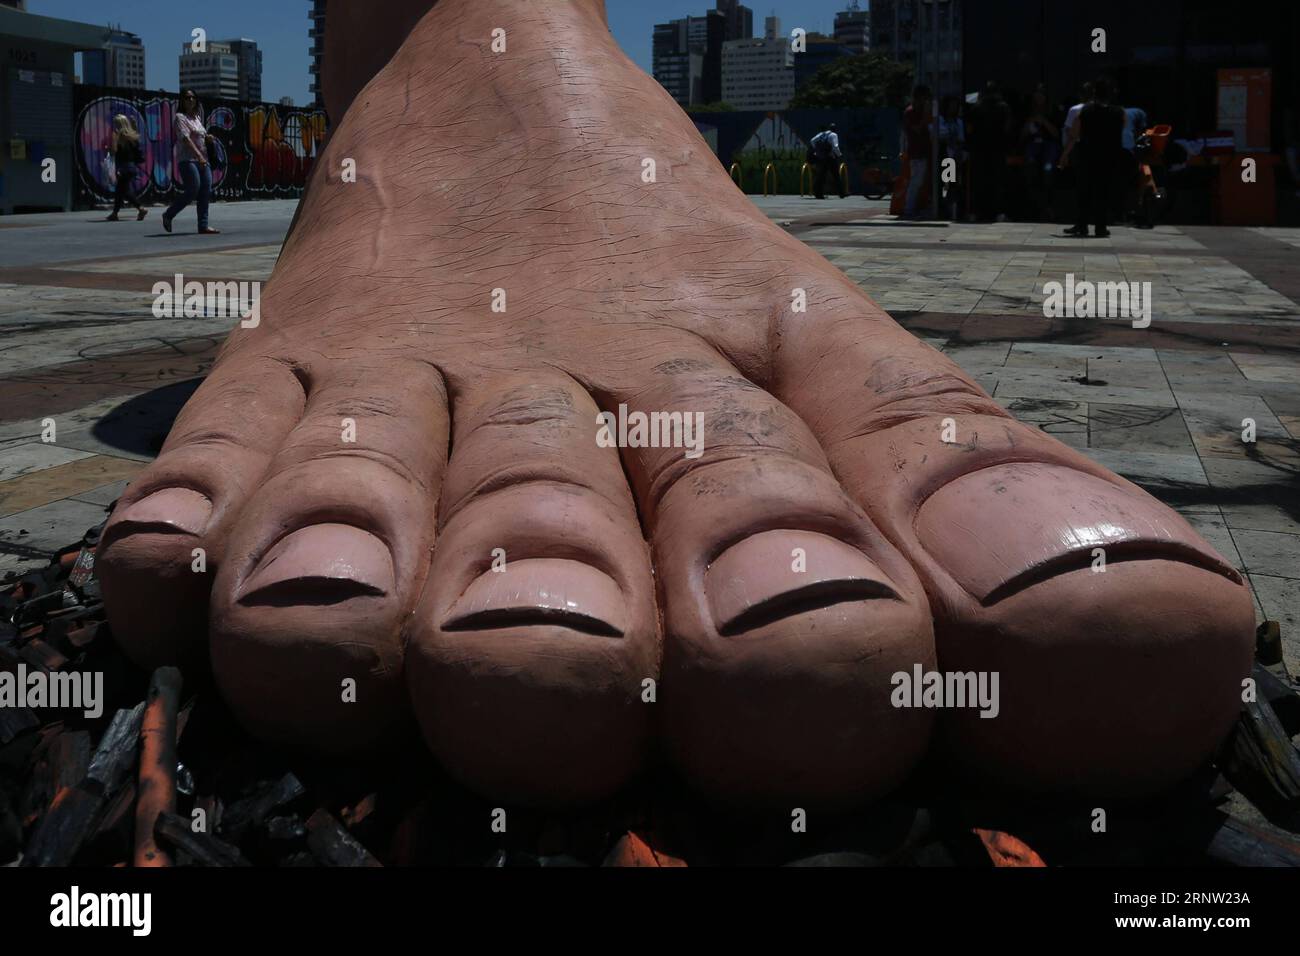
[101,151,116,183]
[206,137,226,173]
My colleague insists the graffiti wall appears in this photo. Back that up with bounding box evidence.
[73,84,327,205]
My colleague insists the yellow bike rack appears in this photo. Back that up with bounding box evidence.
[839,162,849,196]
[763,162,777,197]
[800,163,814,197]
[729,162,742,188]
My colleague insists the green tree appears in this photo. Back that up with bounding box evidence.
[790,52,914,110]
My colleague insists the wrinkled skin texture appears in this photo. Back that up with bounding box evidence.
[97,0,1254,808]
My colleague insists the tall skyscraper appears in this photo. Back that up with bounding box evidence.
[309,0,326,108]
[83,28,146,89]
[715,0,753,43]
[721,36,794,110]
[833,2,870,52]
[871,0,962,97]
[179,40,240,99]
[179,38,262,102]
[221,38,263,102]
[652,1,753,106]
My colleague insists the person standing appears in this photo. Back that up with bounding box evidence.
[969,81,1011,221]
[810,123,846,199]
[902,86,932,218]
[1020,87,1060,221]
[162,90,220,235]
[105,115,147,222]
[1061,82,1094,153]
[937,95,966,220]
[1061,77,1125,238]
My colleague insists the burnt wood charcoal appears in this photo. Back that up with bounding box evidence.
[305,809,381,867]
[154,811,251,867]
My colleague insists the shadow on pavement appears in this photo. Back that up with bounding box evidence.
[90,378,203,457]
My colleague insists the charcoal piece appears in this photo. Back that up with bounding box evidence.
[221,772,305,837]
[266,815,307,841]
[0,785,20,864]
[18,639,68,672]
[86,702,146,795]
[22,783,104,866]
[305,809,381,867]
[0,706,38,745]
[153,811,251,867]
[1254,663,1300,736]
[1220,691,1300,821]
[1205,812,1300,867]
[55,731,95,787]
[135,667,183,867]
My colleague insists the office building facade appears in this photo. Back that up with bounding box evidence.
[82,28,145,89]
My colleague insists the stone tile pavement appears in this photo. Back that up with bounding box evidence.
[2,198,1298,671]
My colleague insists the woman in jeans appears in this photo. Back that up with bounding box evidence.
[162,90,220,235]
[105,114,148,221]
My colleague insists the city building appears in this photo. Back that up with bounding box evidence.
[179,38,261,102]
[82,28,146,89]
[715,0,753,45]
[871,0,962,98]
[179,40,240,99]
[722,36,795,111]
[221,38,263,102]
[653,18,704,106]
[652,1,753,107]
[833,2,870,52]
[309,0,326,108]
[0,5,107,213]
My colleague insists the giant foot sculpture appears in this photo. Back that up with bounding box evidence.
[97,0,1253,808]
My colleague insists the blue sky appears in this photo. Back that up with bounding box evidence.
[28,0,864,104]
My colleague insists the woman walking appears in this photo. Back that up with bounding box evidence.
[105,115,147,221]
[162,90,220,235]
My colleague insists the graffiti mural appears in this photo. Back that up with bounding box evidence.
[73,84,327,205]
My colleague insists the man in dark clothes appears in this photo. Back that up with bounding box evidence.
[1062,77,1126,238]
[810,123,846,199]
[902,85,932,218]
[969,82,1012,222]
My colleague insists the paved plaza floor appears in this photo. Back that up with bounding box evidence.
[2,195,1298,672]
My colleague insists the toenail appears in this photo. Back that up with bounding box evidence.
[113,488,212,535]
[915,462,1242,604]
[444,558,625,637]
[707,530,900,636]
[238,524,393,602]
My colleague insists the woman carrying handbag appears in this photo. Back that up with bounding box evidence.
[162,90,220,235]
[105,114,148,222]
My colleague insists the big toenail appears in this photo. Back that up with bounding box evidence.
[113,488,212,535]
[444,558,625,637]
[707,530,899,636]
[915,462,1241,603]
[238,524,393,601]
